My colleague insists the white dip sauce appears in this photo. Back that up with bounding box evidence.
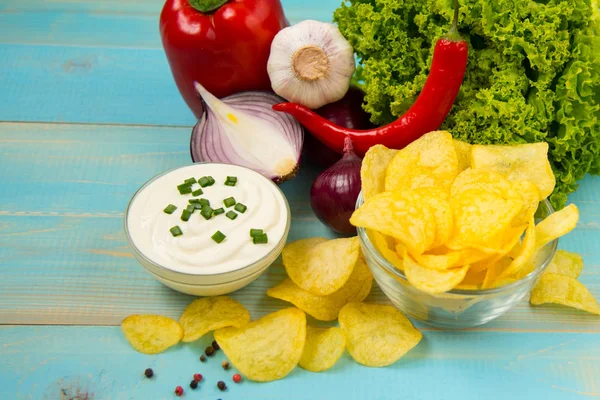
[127,163,289,274]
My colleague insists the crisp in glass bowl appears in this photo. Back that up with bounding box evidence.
[356,193,558,329]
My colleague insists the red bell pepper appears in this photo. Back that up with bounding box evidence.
[160,0,288,119]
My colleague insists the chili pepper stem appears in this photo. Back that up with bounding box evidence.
[447,0,461,39]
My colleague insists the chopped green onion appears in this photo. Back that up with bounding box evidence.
[186,204,195,213]
[177,184,192,194]
[253,233,268,244]
[201,206,214,220]
[234,203,247,213]
[193,203,203,210]
[224,181,236,187]
[250,228,263,237]
[223,197,236,208]
[212,230,226,243]
[192,188,204,196]
[198,176,210,187]
[226,211,238,220]
[170,226,183,237]
[184,177,196,184]
[199,198,210,207]
[181,210,192,222]
[225,176,238,186]
[163,204,177,214]
[207,176,215,186]
[213,207,225,216]
[189,198,201,204]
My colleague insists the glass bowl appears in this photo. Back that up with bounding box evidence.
[356,193,558,329]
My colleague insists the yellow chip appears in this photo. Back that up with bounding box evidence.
[453,139,472,172]
[267,255,373,321]
[471,142,555,200]
[535,204,579,250]
[482,257,512,289]
[361,145,398,200]
[450,168,515,199]
[121,315,183,354]
[351,190,436,254]
[283,237,360,296]
[214,308,307,382]
[403,252,469,294]
[385,131,458,193]
[544,250,584,278]
[456,267,487,290]
[369,230,404,271]
[498,218,536,279]
[530,273,600,315]
[338,302,422,367]
[410,251,463,270]
[413,187,453,248]
[510,180,540,226]
[299,326,346,372]
[447,189,523,250]
[179,296,251,342]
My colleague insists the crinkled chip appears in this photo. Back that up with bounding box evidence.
[299,326,346,372]
[535,204,579,250]
[369,230,404,271]
[510,180,540,226]
[121,315,183,354]
[179,296,251,342]
[450,168,515,199]
[530,273,600,315]
[283,237,360,296]
[214,308,307,382]
[351,190,436,254]
[361,145,398,200]
[453,139,472,172]
[413,187,453,248]
[471,142,555,200]
[411,251,462,270]
[403,252,469,294]
[385,131,458,193]
[447,189,523,250]
[338,303,422,367]
[498,218,536,280]
[266,256,373,321]
[544,250,584,279]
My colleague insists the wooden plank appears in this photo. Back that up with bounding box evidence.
[1,326,599,399]
[0,122,599,332]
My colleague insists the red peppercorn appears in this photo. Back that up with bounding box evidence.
[232,373,242,383]
[193,373,203,382]
[174,386,184,396]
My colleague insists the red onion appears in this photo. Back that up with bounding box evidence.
[310,137,362,235]
[190,83,304,183]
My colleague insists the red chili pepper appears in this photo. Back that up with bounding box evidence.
[160,0,288,119]
[273,0,468,157]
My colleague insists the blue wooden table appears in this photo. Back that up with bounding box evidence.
[1,1,599,399]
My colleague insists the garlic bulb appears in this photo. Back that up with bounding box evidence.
[267,20,355,109]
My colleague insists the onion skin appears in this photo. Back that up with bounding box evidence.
[310,137,362,235]
[303,87,375,168]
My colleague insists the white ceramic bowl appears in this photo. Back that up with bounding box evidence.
[124,163,291,296]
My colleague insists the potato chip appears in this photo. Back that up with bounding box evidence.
[450,168,515,199]
[338,302,422,367]
[535,204,579,250]
[283,237,360,296]
[482,257,512,289]
[453,139,472,172]
[530,273,600,315]
[510,180,540,226]
[471,142,555,200]
[214,308,306,382]
[403,252,469,294]
[447,189,523,250]
[351,190,436,254]
[361,145,398,200]
[544,250,584,279]
[413,187,453,248]
[369,230,404,271]
[179,296,251,342]
[385,131,458,193]
[266,256,373,321]
[121,315,183,354]
[299,326,346,372]
[498,218,536,280]
[456,267,487,290]
[408,249,462,271]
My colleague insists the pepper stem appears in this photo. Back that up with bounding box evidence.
[447,0,461,38]
[342,136,355,156]
[188,0,229,13]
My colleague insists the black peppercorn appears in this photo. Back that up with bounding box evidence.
[205,346,215,356]
[200,354,206,362]
[212,340,220,350]
[221,360,230,370]
[217,381,227,391]
[190,380,198,389]
[144,368,153,378]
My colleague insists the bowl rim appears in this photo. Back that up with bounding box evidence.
[355,191,559,296]
[124,162,291,278]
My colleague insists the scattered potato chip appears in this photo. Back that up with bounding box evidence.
[498,218,536,280]
[266,256,373,321]
[299,326,346,372]
[544,250,584,279]
[214,308,307,382]
[471,142,555,200]
[413,187,453,248]
[453,139,472,172]
[403,252,469,294]
[179,296,251,342]
[351,190,436,254]
[447,189,523,250]
[121,315,183,354]
[535,204,579,250]
[361,145,398,200]
[530,273,600,315]
[369,230,404,271]
[338,303,422,367]
[385,131,458,193]
[283,237,360,296]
